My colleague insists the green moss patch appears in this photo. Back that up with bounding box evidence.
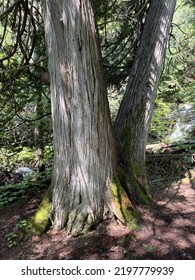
[111,175,140,231]
[28,188,52,236]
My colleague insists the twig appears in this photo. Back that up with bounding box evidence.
[0,56,47,74]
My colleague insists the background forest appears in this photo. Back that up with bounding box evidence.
[0,0,195,260]
[0,0,194,196]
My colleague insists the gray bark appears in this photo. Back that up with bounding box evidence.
[114,0,176,187]
[43,0,116,235]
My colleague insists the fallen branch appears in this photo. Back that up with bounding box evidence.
[160,140,195,149]
[146,140,195,152]
[146,153,194,157]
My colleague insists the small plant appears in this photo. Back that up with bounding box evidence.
[0,170,51,209]
[16,219,28,229]
[5,219,29,249]
[124,252,137,260]
[5,232,18,248]
[143,244,156,253]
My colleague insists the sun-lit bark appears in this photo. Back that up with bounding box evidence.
[42,0,118,235]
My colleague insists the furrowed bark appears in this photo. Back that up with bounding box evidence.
[43,0,118,235]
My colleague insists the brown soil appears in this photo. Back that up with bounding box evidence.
[0,170,195,260]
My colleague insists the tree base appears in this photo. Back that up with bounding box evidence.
[116,165,153,205]
[66,208,102,237]
[110,174,143,231]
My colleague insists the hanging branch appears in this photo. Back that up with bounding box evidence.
[0,0,21,20]
[0,0,42,75]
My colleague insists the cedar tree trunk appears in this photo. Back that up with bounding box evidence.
[42,0,119,235]
[114,0,176,196]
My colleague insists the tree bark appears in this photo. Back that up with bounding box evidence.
[34,91,45,173]
[114,0,176,194]
[42,0,118,235]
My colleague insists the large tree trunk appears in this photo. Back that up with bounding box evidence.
[114,0,176,196]
[42,0,118,235]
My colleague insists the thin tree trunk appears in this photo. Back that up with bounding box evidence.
[34,91,45,173]
[42,0,118,235]
[33,0,45,173]
[114,0,176,196]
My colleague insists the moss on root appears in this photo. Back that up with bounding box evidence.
[27,188,52,236]
[128,171,152,205]
[111,175,141,231]
[117,165,152,205]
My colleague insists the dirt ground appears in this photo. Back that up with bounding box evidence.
[0,169,195,260]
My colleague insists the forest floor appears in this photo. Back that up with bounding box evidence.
[0,165,195,260]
